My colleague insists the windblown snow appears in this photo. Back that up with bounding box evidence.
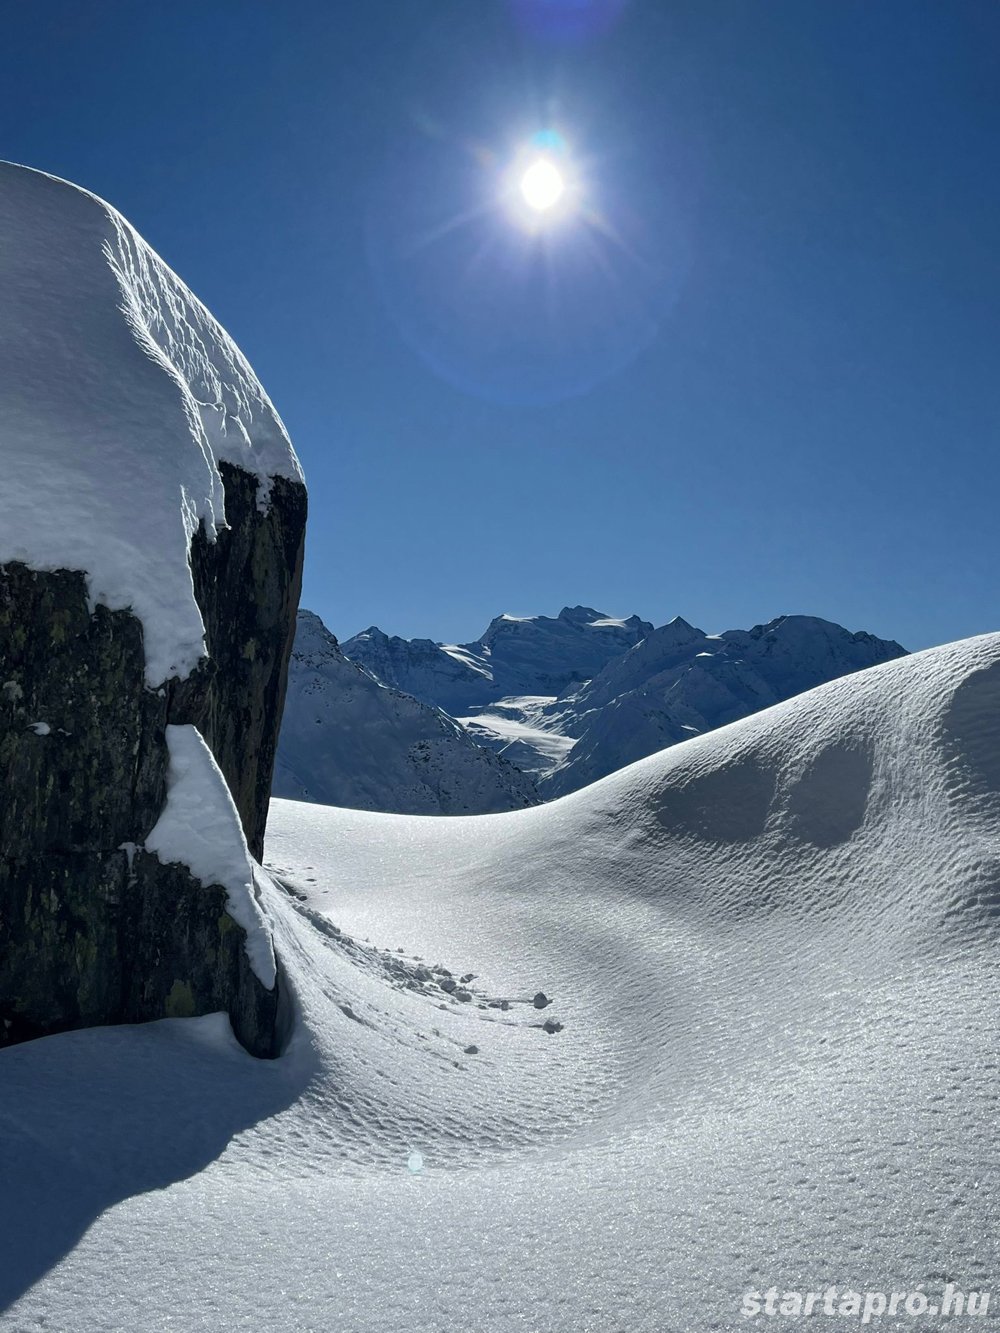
[3,634,999,1331]
[0,162,302,687]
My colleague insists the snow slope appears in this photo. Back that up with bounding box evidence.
[2,633,999,1331]
[274,610,538,814]
[0,162,302,687]
[458,695,577,777]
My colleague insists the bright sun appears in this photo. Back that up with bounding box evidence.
[519,157,565,213]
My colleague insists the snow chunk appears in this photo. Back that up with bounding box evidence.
[0,162,303,686]
[145,724,276,988]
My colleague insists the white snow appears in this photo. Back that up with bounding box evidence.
[145,724,276,988]
[2,634,999,1330]
[0,162,302,686]
[457,695,578,775]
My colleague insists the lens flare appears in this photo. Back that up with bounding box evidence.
[519,157,565,212]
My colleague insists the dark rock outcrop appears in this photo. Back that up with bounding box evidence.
[0,464,306,1056]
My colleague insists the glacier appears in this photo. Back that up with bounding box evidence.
[274,610,538,814]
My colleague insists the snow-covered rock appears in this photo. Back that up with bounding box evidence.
[0,162,302,687]
[3,632,998,1329]
[0,163,305,1056]
[275,611,538,814]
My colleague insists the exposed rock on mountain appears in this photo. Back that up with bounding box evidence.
[0,164,305,1056]
[275,611,538,814]
[343,605,652,714]
[340,626,493,716]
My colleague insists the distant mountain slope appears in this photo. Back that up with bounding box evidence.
[274,611,539,814]
[343,605,652,713]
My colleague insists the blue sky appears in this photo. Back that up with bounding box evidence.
[3,1,998,650]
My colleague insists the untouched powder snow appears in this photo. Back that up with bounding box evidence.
[0,162,302,685]
[2,635,1000,1330]
[145,725,276,988]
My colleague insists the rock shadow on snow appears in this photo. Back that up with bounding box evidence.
[0,1012,305,1313]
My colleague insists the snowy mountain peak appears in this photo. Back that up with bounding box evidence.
[540,611,907,795]
[277,610,539,814]
[293,609,340,657]
[337,604,907,806]
[342,605,654,712]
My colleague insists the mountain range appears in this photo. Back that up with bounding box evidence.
[277,606,907,812]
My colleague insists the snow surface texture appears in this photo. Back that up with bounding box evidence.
[3,635,1000,1331]
[0,162,302,686]
[145,725,276,988]
[274,610,538,814]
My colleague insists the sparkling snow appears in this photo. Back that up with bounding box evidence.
[2,635,999,1329]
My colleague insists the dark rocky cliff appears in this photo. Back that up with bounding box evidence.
[0,464,306,1057]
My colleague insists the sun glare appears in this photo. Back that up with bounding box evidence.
[519,157,565,213]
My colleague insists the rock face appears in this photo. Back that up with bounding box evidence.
[0,467,305,1056]
[0,164,306,1057]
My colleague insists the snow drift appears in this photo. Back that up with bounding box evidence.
[2,632,998,1330]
